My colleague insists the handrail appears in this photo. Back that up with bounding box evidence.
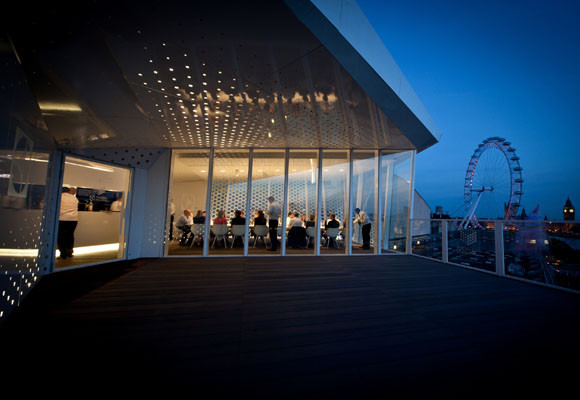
[408,218,580,295]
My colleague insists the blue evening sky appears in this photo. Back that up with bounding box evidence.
[358,0,580,220]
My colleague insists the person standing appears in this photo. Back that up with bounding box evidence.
[355,208,371,250]
[110,193,123,212]
[169,199,175,240]
[58,187,79,259]
[267,196,281,251]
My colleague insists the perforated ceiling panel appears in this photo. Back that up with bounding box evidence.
[68,148,165,169]
[7,1,417,151]
[109,22,410,149]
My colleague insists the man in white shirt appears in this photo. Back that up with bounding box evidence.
[175,209,193,246]
[267,196,281,251]
[58,187,79,259]
[110,194,123,212]
[287,211,307,249]
[354,208,371,249]
[287,211,303,228]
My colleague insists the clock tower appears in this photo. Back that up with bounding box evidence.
[563,197,575,221]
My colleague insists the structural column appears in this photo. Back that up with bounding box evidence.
[38,150,64,275]
[243,149,253,256]
[281,149,289,256]
[203,148,214,257]
[406,150,416,254]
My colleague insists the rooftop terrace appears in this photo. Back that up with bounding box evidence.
[1,255,579,397]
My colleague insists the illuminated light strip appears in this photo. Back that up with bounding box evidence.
[38,102,82,112]
[2,155,114,172]
[55,243,119,257]
[0,243,120,258]
[64,161,114,173]
[0,249,39,257]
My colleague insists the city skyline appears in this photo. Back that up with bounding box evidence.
[359,0,580,220]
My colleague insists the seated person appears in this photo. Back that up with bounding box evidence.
[286,211,294,228]
[305,213,315,228]
[175,209,193,245]
[231,210,245,225]
[211,209,227,245]
[287,211,303,229]
[253,210,267,225]
[193,209,205,224]
[230,210,246,247]
[325,213,341,248]
[214,210,227,225]
[287,211,307,249]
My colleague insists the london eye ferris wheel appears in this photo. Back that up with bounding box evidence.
[462,137,523,228]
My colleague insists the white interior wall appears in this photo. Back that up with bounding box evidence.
[172,180,207,218]
[62,157,130,192]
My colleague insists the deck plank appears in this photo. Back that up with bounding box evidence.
[1,255,579,397]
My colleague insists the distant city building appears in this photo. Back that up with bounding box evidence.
[563,197,575,221]
[519,207,528,220]
[431,205,450,219]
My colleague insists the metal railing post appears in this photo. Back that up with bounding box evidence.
[442,219,448,263]
[495,220,505,276]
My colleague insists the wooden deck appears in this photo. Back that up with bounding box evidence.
[2,255,579,397]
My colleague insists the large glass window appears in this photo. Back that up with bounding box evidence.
[380,151,413,253]
[351,151,378,254]
[320,151,349,254]
[209,150,249,255]
[167,150,209,256]
[164,148,416,258]
[249,150,285,255]
[286,150,318,255]
[0,149,49,319]
[55,156,131,269]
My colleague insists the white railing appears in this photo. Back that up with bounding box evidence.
[409,218,580,294]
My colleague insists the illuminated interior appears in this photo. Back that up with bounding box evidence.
[54,156,131,269]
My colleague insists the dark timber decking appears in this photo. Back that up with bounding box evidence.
[2,256,579,398]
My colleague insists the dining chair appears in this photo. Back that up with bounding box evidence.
[211,224,228,248]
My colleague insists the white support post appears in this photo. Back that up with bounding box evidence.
[244,149,253,256]
[442,219,449,263]
[163,150,176,257]
[495,220,505,276]
[281,149,289,256]
[315,149,323,256]
[203,148,214,257]
[406,150,416,254]
[382,158,394,252]
[347,149,354,255]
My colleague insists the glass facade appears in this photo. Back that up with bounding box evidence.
[55,156,132,269]
[165,148,415,257]
[167,150,210,256]
[249,150,285,255]
[380,151,414,253]
[351,151,378,254]
[0,149,49,318]
[209,150,250,255]
[286,150,319,255]
[320,151,349,255]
